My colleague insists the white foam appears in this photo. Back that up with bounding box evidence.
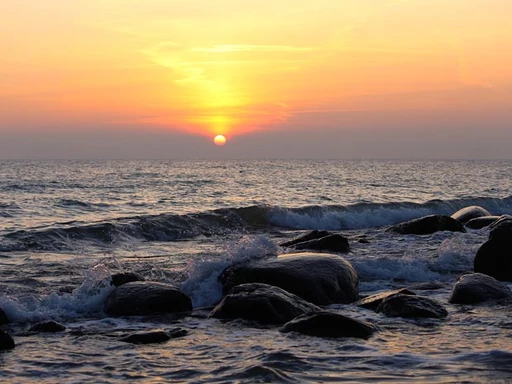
[180,235,279,308]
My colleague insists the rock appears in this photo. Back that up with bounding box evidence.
[210,283,320,324]
[120,328,187,344]
[387,215,466,235]
[29,320,66,333]
[449,273,512,304]
[451,206,491,224]
[219,252,359,305]
[104,282,193,316]
[280,230,332,247]
[0,307,9,325]
[111,272,144,287]
[0,329,15,350]
[357,288,416,311]
[465,216,500,229]
[376,294,448,319]
[291,234,350,253]
[489,215,512,240]
[280,311,376,339]
[474,219,512,281]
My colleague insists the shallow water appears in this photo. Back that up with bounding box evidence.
[1,160,512,383]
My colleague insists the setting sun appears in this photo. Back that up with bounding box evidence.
[213,135,227,146]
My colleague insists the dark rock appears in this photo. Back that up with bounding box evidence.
[280,311,376,339]
[220,252,359,305]
[451,206,491,224]
[0,307,9,325]
[474,237,512,282]
[292,234,350,253]
[0,329,15,350]
[29,320,66,333]
[489,215,512,241]
[120,328,188,344]
[449,273,512,304]
[210,283,320,324]
[104,282,192,316]
[280,230,332,247]
[111,272,144,287]
[465,216,500,229]
[357,288,416,310]
[376,294,448,319]
[387,215,466,235]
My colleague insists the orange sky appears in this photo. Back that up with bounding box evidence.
[1,0,512,157]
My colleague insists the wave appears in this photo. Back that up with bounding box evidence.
[1,196,511,252]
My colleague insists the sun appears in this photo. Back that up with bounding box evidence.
[213,134,227,146]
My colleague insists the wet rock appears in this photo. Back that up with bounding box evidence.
[29,320,66,333]
[0,329,15,350]
[451,206,491,224]
[474,217,512,281]
[465,216,500,230]
[280,311,376,339]
[104,282,192,316]
[0,307,9,325]
[220,252,359,305]
[210,283,320,324]
[111,272,144,287]
[292,234,350,253]
[376,294,448,319]
[120,328,188,344]
[449,273,512,304]
[357,288,416,311]
[387,215,466,235]
[280,230,332,247]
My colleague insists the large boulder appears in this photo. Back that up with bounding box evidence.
[110,272,144,287]
[280,311,376,339]
[0,329,15,350]
[292,234,350,253]
[465,216,500,230]
[357,288,416,311]
[219,253,359,305]
[387,215,466,235]
[104,282,192,316]
[451,206,491,224]
[280,230,332,247]
[210,283,320,324]
[449,273,512,304]
[474,216,512,281]
[376,294,448,319]
[0,307,9,325]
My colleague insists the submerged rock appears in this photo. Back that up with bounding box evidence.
[376,294,448,319]
[280,230,332,247]
[210,283,320,324]
[104,282,192,316]
[0,307,9,325]
[451,206,491,224]
[292,234,350,253]
[111,272,144,287]
[449,273,512,304]
[280,311,376,339]
[0,329,15,350]
[465,216,500,230]
[387,215,466,235]
[474,216,512,282]
[220,252,359,305]
[29,320,66,333]
[119,328,187,345]
[357,288,416,311]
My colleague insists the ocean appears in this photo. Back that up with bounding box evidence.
[1,159,511,383]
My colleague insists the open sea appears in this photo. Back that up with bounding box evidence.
[1,159,512,383]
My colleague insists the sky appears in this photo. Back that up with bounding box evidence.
[1,0,511,159]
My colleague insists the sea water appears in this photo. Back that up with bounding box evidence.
[1,160,511,383]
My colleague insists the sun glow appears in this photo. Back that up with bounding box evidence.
[213,135,227,146]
